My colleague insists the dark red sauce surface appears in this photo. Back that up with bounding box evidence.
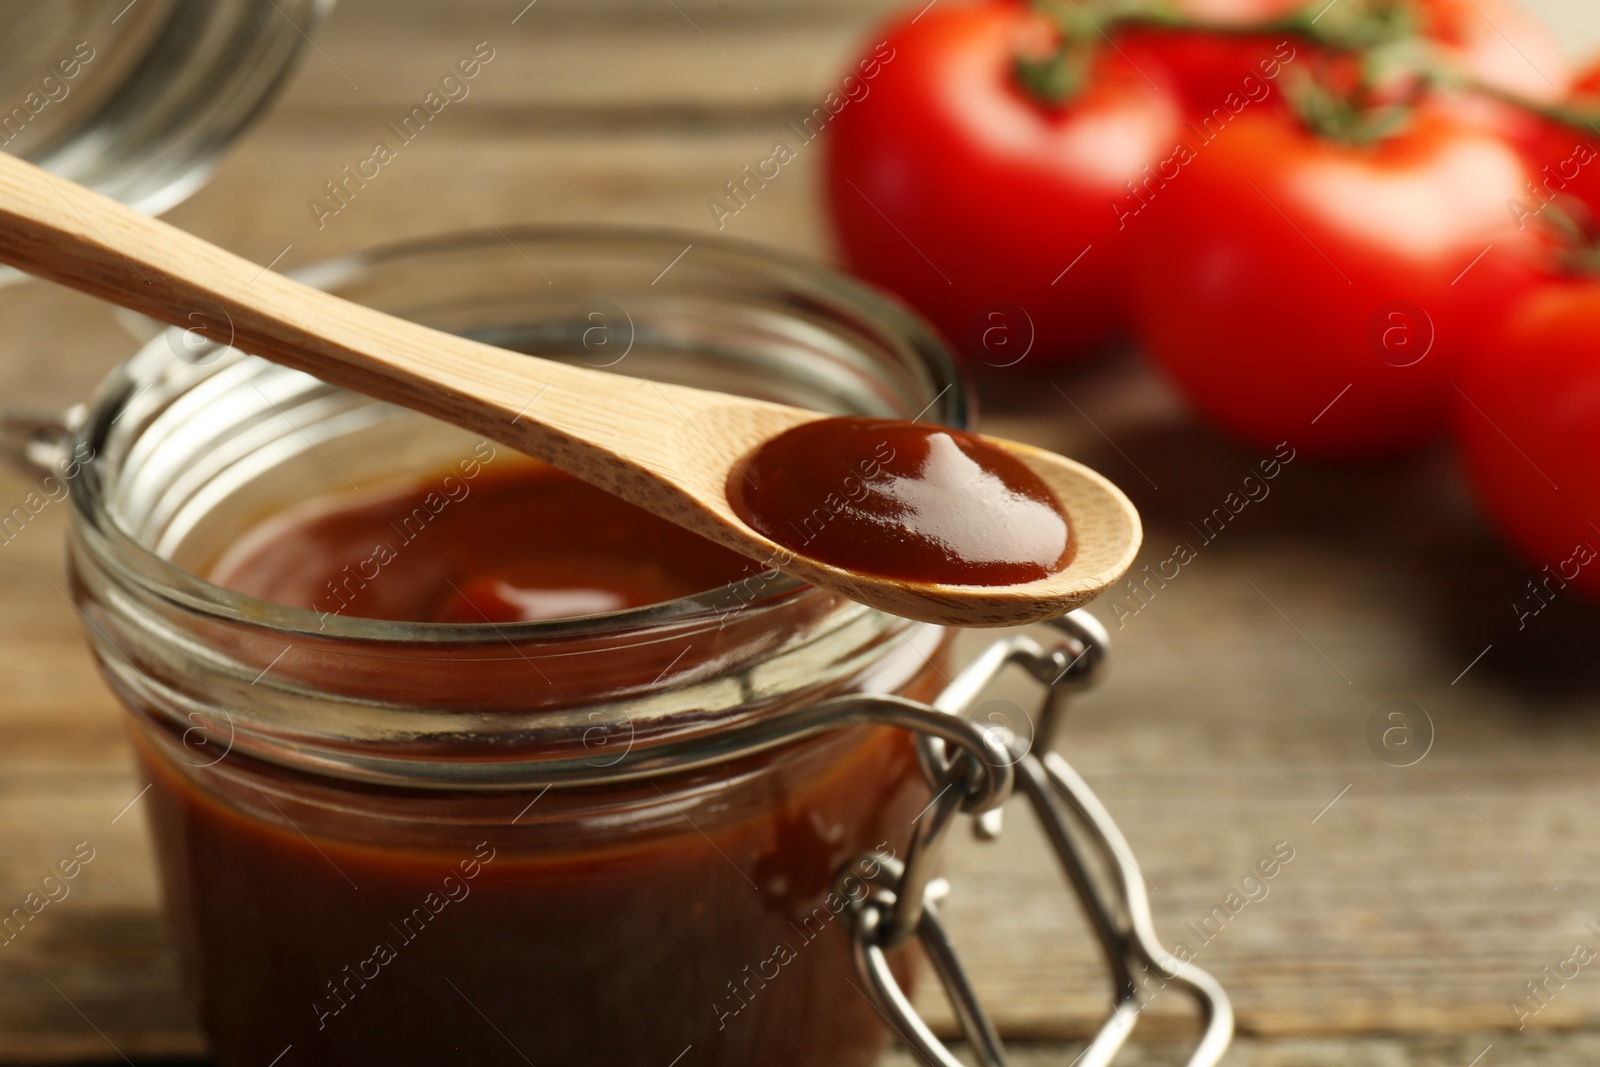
[728,416,1073,586]
[211,458,757,623]
[126,459,939,1066]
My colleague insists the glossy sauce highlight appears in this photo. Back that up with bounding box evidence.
[727,416,1073,586]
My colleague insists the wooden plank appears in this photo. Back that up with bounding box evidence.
[277,7,893,119]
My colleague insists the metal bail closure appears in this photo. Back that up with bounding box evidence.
[840,611,1233,1067]
[0,405,83,477]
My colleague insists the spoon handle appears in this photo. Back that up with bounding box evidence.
[0,149,581,412]
[0,150,810,523]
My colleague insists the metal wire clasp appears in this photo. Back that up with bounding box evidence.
[0,405,82,476]
[839,611,1233,1067]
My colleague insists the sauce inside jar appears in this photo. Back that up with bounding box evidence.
[728,416,1074,586]
[212,457,758,622]
[134,456,937,1067]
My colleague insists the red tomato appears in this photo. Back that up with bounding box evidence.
[824,2,1184,368]
[1455,279,1600,600]
[1126,102,1547,457]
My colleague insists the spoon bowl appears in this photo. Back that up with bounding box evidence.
[0,150,1140,627]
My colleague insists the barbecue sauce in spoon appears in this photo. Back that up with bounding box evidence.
[727,417,1073,586]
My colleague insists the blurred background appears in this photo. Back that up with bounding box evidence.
[3,0,1600,1063]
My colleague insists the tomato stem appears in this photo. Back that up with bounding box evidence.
[1434,67,1600,141]
[1516,198,1600,277]
[1105,0,1416,51]
[1283,66,1416,144]
[1013,0,1421,107]
[1012,0,1110,105]
[1016,39,1097,104]
[1012,0,1599,161]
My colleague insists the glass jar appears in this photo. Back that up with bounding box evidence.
[66,229,972,1067]
[0,0,330,216]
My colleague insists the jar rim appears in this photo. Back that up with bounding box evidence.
[71,224,972,645]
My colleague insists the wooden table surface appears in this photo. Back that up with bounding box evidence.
[3,0,1600,1062]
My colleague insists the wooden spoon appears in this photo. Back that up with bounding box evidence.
[0,150,1139,627]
